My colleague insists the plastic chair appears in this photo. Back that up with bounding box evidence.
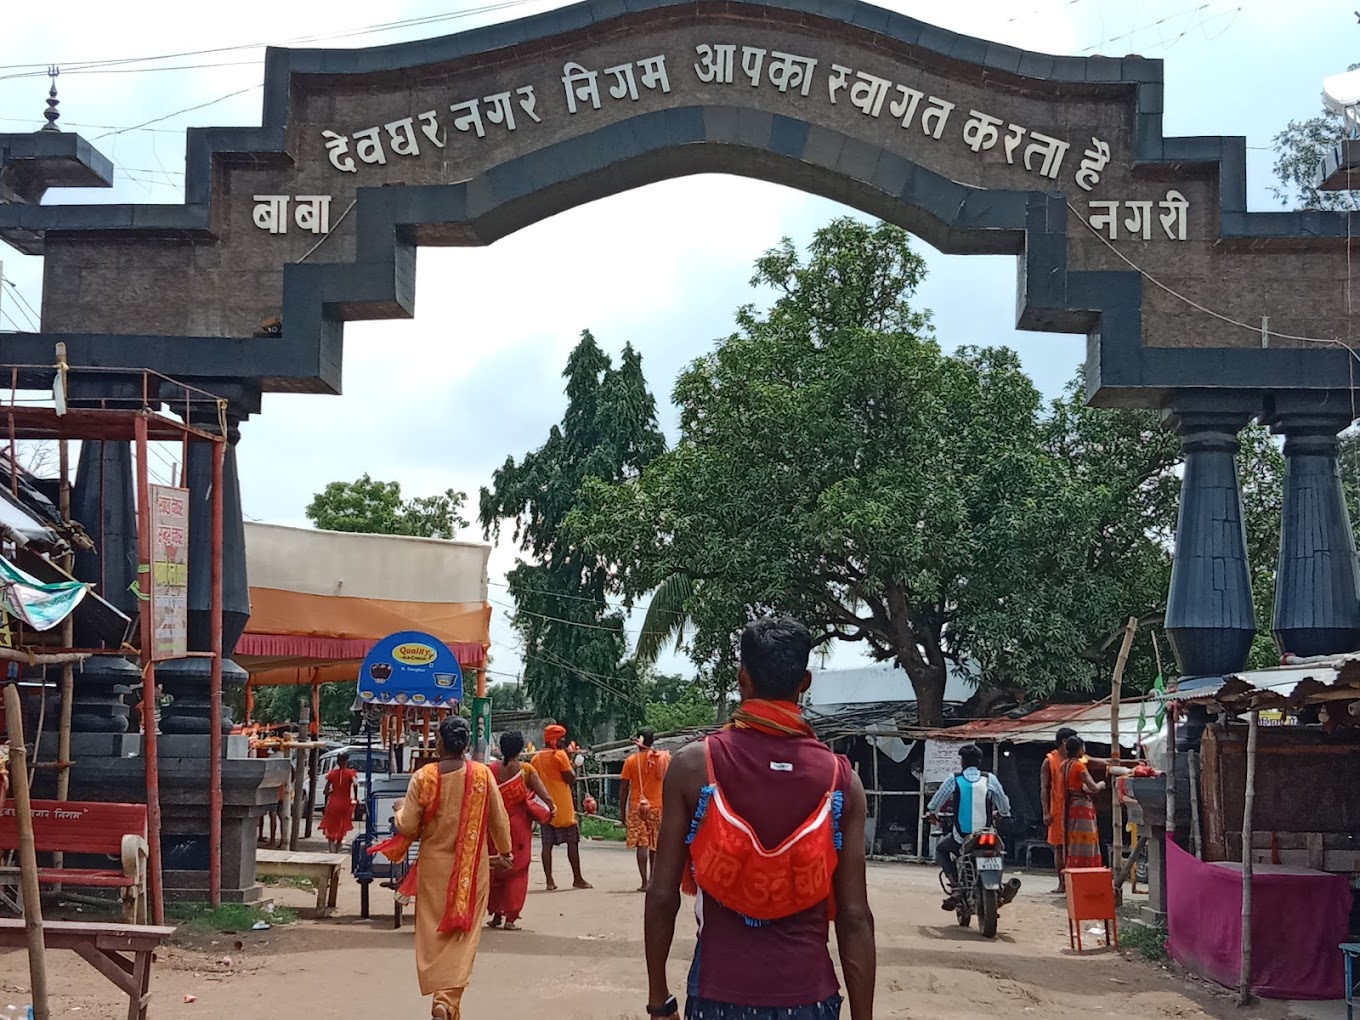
[1064,867,1117,951]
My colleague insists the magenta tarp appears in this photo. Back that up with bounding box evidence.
[1166,837,1349,999]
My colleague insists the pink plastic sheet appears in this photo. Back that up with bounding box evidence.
[1166,837,1350,999]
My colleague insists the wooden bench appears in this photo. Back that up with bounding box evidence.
[0,918,173,1020]
[255,849,345,916]
[0,801,148,924]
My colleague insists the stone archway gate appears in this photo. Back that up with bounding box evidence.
[3,0,1359,707]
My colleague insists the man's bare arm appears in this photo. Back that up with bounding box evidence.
[644,741,704,1018]
[833,771,875,1020]
[619,778,632,826]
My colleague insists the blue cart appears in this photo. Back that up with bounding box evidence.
[352,772,415,927]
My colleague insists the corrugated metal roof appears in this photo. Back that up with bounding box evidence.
[1171,656,1360,708]
[920,698,1155,748]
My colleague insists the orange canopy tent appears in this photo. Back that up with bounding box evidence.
[234,522,492,690]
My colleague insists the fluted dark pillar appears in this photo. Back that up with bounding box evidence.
[1270,402,1360,656]
[66,382,141,732]
[156,412,250,734]
[1164,402,1257,677]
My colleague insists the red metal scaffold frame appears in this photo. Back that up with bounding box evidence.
[3,363,230,917]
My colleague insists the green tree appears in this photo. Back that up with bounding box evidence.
[641,671,719,732]
[305,473,469,538]
[1268,57,1359,212]
[571,219,1287,724]
[248,682,357,730]
[479,331,666,736]
[486,681,532,713]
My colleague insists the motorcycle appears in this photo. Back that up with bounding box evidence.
[932,815,1021,939]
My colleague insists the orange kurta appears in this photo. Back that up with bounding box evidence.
[394,762,511,1007]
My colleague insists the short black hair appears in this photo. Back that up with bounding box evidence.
[1065,735,1084,759]
[439,715,471,757]
[499,730,525,761]
[638,727,656,748]
[959,743,984,769]
[740,617,813,699]
[1056,727,1077,748]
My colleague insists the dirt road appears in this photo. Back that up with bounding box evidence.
[0,841,1288,1020]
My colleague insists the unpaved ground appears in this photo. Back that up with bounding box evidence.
[0,841,1292,1020]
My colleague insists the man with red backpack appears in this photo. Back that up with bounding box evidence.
[644,617,876,1020]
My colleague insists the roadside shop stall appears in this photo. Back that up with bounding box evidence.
[1167,659,1360,1002]
[349,630,466,924]
[232,523,492,840]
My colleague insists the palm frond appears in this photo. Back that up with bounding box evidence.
[635,573,694,665]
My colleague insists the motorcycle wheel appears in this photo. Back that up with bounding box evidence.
[955,898,971,928]
[979,888,999,939]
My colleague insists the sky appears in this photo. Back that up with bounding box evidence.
[0,0,1354,687]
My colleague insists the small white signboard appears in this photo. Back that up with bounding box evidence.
[923,739,964,785]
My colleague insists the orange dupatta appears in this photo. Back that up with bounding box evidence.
[369,760,495,934]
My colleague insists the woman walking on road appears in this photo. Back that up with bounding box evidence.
[378,716,513,1020]
[320,752,359,852]
[487,730,556,931]
[1060,735,1106,871]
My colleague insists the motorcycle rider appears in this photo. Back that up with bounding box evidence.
[928,743,1012,910]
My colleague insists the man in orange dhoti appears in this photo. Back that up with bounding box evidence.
[1039,726,1077,893]
[385,716,512,1020]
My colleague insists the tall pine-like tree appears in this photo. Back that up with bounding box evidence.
[479,331,665,736]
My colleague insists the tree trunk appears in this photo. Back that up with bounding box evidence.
[907,664,947,728]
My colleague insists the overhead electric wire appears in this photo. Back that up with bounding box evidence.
[0,0,546,78]
[0,277,40,332]
[490,597,644,636]
[487,577,692,619]
[91,87,260,141]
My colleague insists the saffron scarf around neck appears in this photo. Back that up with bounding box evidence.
[726,698,815,738]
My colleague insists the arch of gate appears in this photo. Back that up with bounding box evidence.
[3,0,1360,687]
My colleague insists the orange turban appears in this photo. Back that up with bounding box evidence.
[544,724,567,745]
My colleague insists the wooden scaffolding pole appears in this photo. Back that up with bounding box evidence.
[5,682,50,1020]
[208,437,224,907]
[1109,616,1138,901]
[134,414,165,925]
[1238,708,1259,1007]
[54,431,73,808]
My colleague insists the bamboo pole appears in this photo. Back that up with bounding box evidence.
[1188,750,1202,858]
[1238,708,1259,1007]
[1109,616,1138,899]
[0,650,89,667]
[4,682,50,1020]
[289,699,309,851]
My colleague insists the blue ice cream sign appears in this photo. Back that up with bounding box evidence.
[357,630,464,707]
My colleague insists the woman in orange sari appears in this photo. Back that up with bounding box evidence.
[487,730,555,930]
[1060,735,1106,871]
[387,716,512,1020]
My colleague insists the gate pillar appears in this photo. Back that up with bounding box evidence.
[1269,398,1360,657]
[155,402,251,734]
[1164,398,1257,677]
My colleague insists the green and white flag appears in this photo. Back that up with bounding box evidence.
[1137,671,1168,738]
[0,555,88,632]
